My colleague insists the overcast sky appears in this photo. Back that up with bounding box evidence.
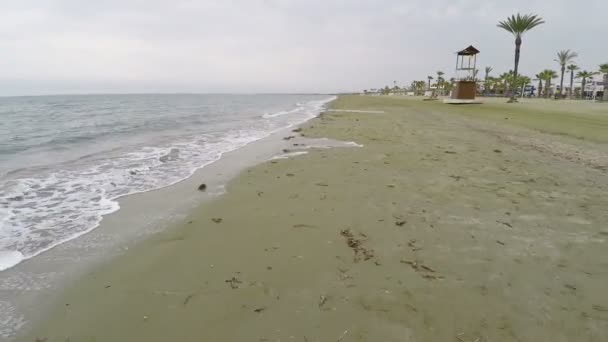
[1,0,606,96]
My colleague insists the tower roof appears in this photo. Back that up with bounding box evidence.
[456,45,480,56]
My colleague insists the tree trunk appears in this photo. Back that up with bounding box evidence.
[604,73,608,101]
[569,71,575,98]
[545,80,551,98]
[484,73,489,96]
[509,36,521,103]
[582,78,587,100]
[538,80,542,97]
[559,65,565,99]
[436,77,441,97]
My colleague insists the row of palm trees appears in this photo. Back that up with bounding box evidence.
[367,13,608,102]
[480,59,608,99]
[498,13,607,102]
[371,57,606,99]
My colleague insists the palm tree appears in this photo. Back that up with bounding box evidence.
[393,81,401,93]
[498,13,545,103]
[445,77,456,94]
[427,76,433,91]
[515,75,531,97]
[436,71,444,96]
[554,50,578,98]
[484,66,493,95]
[411,81,426,95]
[600,63,608,101]
[539,69,558,98]
[416,80,426,95]
[535,74,543,97]
[499,71,514,96]
[486,76,498,94]
[567,64,579,98]
[576,70,597,100]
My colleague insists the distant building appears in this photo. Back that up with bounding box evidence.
[581,79,605,99]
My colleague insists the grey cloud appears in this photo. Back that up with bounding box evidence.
[0,0,606,95]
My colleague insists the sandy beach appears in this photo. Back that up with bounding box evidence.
[19,96,608,341]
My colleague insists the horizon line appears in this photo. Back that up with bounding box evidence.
[0,91,353,99]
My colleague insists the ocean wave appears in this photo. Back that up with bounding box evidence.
[0,96,335,271]
[262,107,301,118]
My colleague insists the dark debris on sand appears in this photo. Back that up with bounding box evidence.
[340,229,375,263]
[225,276,242,289]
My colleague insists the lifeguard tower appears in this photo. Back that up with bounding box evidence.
[444,45,481,104]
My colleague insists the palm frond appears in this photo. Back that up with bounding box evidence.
[538,69,558,80]
[567,64,579,71]
[577,70,598,78]
[555,49,578,66]
[497,13,545,36]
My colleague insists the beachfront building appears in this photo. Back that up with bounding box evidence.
[579,79,605,99]
[551,79,605,99]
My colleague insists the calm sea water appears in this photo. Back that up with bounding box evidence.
[0,94,334,271]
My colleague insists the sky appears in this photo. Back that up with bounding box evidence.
[1,0,606,96]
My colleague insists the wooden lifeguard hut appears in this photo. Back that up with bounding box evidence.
[444,45,481,104]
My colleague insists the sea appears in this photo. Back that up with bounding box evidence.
[0,94,334,272]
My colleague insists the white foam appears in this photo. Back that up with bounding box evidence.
[262,108,301,118]
[0,96,337,272]
[270,151,309,160]
[0,300,26,339]
[327,109,385,114]
[0,251,24,272]
[263,96,336,120]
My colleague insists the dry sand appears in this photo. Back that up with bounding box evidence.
[21,96,608,341]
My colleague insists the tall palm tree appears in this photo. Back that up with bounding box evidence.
[567,64,579,98]
[554,50,578,98]
[539,69,558,98]
[484,66,493,95]
[535,74,543,97]
[498,13,545,103]
[484,66,493,78]
[436,71,444,96]
[600,63,608,101]
[576,70,597,100]
[427,76,433,91]
[392,80,401,93]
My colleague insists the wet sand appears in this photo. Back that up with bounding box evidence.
[21,96,608,341]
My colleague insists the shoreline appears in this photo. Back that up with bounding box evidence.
[14,96,608,341]
[1,97,342,340]
[0,95,337,273]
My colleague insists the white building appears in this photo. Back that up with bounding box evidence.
[555,77,605,99]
